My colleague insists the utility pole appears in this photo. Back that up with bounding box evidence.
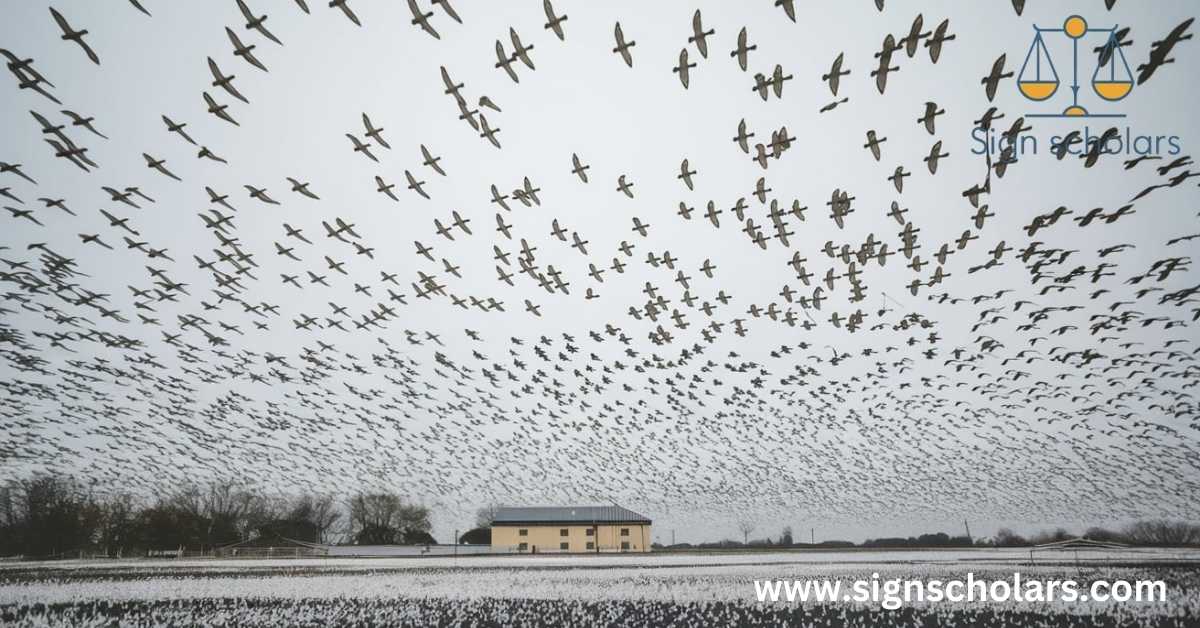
[454,529,458,559]
[672,529,675,546]
[964,520,972,544]
[811,528,815,545]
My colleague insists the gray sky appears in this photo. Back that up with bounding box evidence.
[1,1,1198,545]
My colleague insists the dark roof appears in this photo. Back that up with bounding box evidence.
[492,505,651,525]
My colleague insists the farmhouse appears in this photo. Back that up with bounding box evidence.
[491,505,651,553]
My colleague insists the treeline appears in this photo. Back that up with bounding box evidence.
[655,522,1200,550]
[992,522,1200,547]
[0,474,434,559]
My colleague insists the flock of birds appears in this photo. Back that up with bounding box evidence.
[0,0,1198,536]
[8,594,1190,627]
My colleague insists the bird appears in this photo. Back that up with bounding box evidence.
[495,41,520,83]
[688,10,714,59]
[287,178,320,200]
[981,54,1014,102]
[207,58,249,104]
[616,175,635,198]
[346,134,377,162]
[143,154,181,181]
[918,102,944,135]
[673,48,696,89]
[1137,18,1192,84]
[236,0,283,45]
[407,0,440,39]
[60,110,106,139]
[49,7,100,65]
[543,0,567,40]
[613,23,635,67]
[203,92,238,126]
[925,19,955,63]
[923,141,949,174]
[730,28,756,72]
[226,28,268,72]
[405,170,430,199]
[241,185,279,206]
[571,154,590,183]
[421,145,446,176]
[822,53,850,96]
[864,131,886,161]
[162,115,196,145]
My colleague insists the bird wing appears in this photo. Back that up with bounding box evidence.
[692,11,708,58]
[436,0,461,23]
[339,2,361,26]
[49,7,72,35]
[235,0,255,22]
[735,29,749,70]
[781,0,796,21]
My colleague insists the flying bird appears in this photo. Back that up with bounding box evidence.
[49,7,100,65]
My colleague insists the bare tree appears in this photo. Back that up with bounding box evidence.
[737,520,756,545]
[97,492,139,557]
[474,502,502,528]
[347,492,431,545]
[1124,520,1200,545]
[309,494,342,544]
[281,493,342,543]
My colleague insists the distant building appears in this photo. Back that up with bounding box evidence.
[491,505,651,553]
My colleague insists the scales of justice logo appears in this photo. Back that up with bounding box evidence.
[1018,15,1133,118]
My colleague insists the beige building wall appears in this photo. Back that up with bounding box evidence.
[492,523,650,553]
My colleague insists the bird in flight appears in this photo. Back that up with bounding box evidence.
[688,10,715,59]
[613,22,636,67]
[730,27,756,72]
[49,7,99,65]
[673,48,696,89]
[361,114,390,150]
[543,0,567,41]
[236,0,282,46]
[981,54,1013,102]
[822,52,850,96]
[226,27,268,72]
[408,0,440,40]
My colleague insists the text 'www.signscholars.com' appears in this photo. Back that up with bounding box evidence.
[754,573,1167,609]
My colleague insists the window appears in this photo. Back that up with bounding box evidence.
[518,529,528,537]
[560,528,568,537]
[586,528,594,536]
[621,541,630,551]
[560,542,569,550]
[586,541,595,550]
[518,542,528,551]
[620,528,630,537]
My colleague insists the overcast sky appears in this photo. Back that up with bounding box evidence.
[1,1,1198,545]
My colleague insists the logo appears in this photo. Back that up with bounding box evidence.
[1017,15,1133,118]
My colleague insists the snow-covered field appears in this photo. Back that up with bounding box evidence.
[2,549,1198,626]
